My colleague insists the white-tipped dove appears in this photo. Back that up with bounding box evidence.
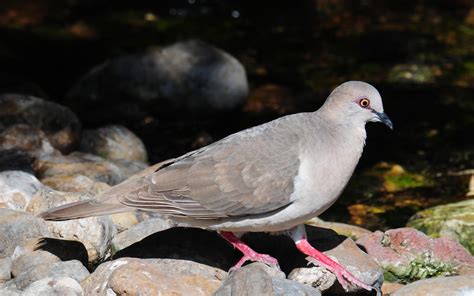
[40,81,393,291]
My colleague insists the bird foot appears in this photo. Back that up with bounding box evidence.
[295,238,372,291]
[219,231,280,271]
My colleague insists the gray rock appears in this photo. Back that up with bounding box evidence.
[0,209,51,258]
[21,277,83,296]
[0,257,12,284]
[0,94,81,154]
[288,266,336,292]
[82,257,225,296]
[392,275,474,296]
[214,263,320,296]
[407,199,474,255]
[26,188,116,263]
[0,124,57,158]
[111,217,175,252]
[0,171,43,211]
[11,250,61,278]
[40,174,110,195]
[67,40,248,125]
[34,152,143,185]
[4,260,89,291]
[80,125,148,162]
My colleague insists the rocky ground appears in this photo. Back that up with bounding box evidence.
[0,40,473,295]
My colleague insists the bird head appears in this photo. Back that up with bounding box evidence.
[323,81,393,130]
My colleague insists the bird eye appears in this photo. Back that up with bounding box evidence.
[359,98,370,108]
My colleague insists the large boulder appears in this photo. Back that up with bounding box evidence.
[67,40,248,125]
[392,275,474,296]
[407,199,474,255]
[0,94,81,153]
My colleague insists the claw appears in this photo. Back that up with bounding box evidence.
[219,231,280,271]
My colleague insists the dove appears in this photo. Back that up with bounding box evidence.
[40,81,393,291]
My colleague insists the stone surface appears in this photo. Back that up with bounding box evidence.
[357,227,474,284]
[81,257,226,296]
[0,209,51,258]
[26,187,92,214]
[0,257,12,284]
[306,217,372,240]
[0,124,57,158]
[21,277,83,296]
[298,227,383,293]
[3,260,89,291]
[381,282,405,295]
[41,174,110,194]
[0,94,81,154]
[214,263,321,296]
[80,125,148,162]
[392,275,474,296]
[288,266,336,292]
[67,40,248,125]
[27,187,116,263]
[0,170,43,211]
[44,217,116,264]
[11,250,61,278]
[33,152,143,185]
[407,199,474,255]
[111,217,175,252]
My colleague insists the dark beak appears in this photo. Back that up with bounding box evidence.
[373,111,393,130]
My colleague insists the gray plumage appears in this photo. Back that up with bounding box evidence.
[40,81,392,233]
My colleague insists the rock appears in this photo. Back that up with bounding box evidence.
[381,282,405,295]
[109,212,140,233]
[111,217,175,252]
[26,187,92,214]
[392,275,474,296]
[4,260,88,291]
[33,152,144,185]
[357,228,474,284]
[288,266,336,292]
[0,257,12,284]
[293,226,383,293]
[407,199,474,255]
[44,217,115,264]
[80,125,148,162]
[27,188,116,263]
[67,40,248,125]
[11,250,60,277]
[0,171,43,211]
[214,263,320,296]
[82,257,225,296]
[21,277,83,296]
[0,209,51,258]
[0,124,57,158]
[41,174,110,194]
[0,94,81,154]
[306,217,372,241]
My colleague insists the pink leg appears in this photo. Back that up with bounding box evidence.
[289,225,372,291]
[219,231,279,271]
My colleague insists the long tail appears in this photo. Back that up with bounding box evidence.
[38,200,130,221]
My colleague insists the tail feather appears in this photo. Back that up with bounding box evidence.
[38,200,130,221]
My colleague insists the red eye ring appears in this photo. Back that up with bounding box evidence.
[359,98,370,108]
